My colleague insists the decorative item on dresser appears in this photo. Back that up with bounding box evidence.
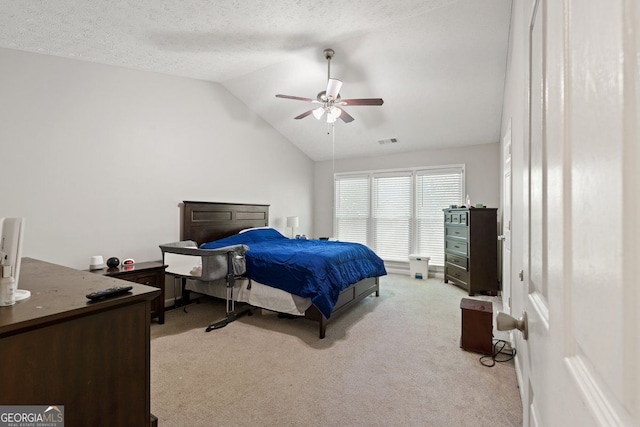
[91,261,166,324]
[443,207,499,296]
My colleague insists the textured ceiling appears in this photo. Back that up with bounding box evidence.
[0,0,513,161]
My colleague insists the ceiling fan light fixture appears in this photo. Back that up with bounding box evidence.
[325,78,343,100]
[326,106,342,123]
[312,107,325,120]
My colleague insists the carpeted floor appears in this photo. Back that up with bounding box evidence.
[150,274,522,426]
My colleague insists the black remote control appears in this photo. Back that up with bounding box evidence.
[86,285,133,301]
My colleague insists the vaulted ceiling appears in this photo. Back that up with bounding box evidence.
[0,0,512,161]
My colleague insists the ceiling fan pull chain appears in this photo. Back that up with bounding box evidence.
[332,122,336,173]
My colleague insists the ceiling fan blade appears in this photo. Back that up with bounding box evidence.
[325,78,343,100]
[276,94,315,102]
[339,109,355,123]
[341,98,384,106]
[294,110,314,120]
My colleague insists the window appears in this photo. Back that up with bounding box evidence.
[334,166,464,266]
[415,168,464,265]
[334,175,369,246]
[372,173,412,262]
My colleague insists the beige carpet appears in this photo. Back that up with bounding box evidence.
[150,274,522,426]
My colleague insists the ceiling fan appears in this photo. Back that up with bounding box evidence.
[275,48,384,124]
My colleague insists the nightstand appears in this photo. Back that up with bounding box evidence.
[92,261,166,324]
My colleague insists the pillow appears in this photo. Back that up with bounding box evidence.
[239,226,272,234]
[238,228,287,240]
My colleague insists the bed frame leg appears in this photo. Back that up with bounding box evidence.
[319,318,326,339]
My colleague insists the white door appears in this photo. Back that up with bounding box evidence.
[501,125,512,314]
[523,2,550,422]
[512,0,640,425]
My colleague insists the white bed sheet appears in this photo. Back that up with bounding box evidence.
[185,277,311,316]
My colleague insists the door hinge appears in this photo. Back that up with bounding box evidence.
[519,270,524,281]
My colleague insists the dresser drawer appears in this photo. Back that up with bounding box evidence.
[445,226,468,240]
[446,252,468,269]
[446,265,468,286]
[449,211,468,225]
[459,212,468,225]
[445,239,468,256]
[125,272,160,288]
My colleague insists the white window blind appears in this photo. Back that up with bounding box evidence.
[334,175,369,246]
[416,168,464,266]
[335,165,464,267]
[372,173,412,261]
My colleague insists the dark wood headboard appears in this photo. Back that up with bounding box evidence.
[181,201,270,245]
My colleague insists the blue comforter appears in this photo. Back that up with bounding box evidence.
[201,228,386,318]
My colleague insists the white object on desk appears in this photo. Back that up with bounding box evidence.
[89,255,104,270]
[0,217,29,303]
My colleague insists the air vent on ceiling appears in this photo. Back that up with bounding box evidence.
[378,138,399,145]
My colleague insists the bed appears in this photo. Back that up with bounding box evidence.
[162,201,386,338]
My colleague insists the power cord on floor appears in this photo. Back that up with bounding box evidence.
[480,339,516,367]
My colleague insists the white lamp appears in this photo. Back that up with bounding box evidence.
[286,216,299,238]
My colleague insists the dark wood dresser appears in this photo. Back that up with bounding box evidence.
[0,258,160,426]
[444,208,499,295]
[91,261,166,324]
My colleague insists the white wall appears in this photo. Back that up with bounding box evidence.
[0,47,313,269]
[313,143,501,239]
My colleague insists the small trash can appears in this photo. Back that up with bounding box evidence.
[409,254,430,279]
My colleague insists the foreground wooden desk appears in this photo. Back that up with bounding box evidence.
[0,258,160,427]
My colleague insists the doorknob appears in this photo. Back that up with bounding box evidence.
[496,311,528,340]
[498,235,506,241]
